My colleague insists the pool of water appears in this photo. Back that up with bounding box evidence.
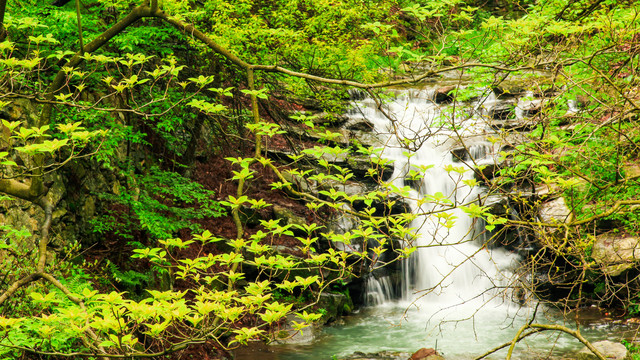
[235,304,639,360]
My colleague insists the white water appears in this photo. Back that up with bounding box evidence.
[359,88,520,316]
[241,88,633,360]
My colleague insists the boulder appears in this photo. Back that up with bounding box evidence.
[433,85,456,103]
[592,233,640,276]
[322,179,368,197]
[516,98,544,118]
[451,147,468,162]
[538,197,572,224]
[317,292,353,322]
[623,163,640,180]
[271,314,316,345]
[347,156,394,183]
[344,117,375,131]
[576,340,628,360]
[309,111,349,126]
[272,204,307,228]
[410,348,437,360]
[488,118,537,132]
[351,130,384,148]
[492,83,526,98]
[285,124,381,148]
[282,170,318,195]
[489,102,515,120]
[474,161,501,182]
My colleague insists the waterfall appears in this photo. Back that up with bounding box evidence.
[254,87,628,360]
[359,87,520,316]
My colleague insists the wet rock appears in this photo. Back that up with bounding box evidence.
[410,348,438,360]
[309,112,349,126]
[281,170,318,195]
[451,147,467,162]
[348,88,368,101]
[271,314,316,345]
[433,85,456,103]
[576,340,628,360]
[285,125,381,148]
[592,233,640,276]
[351,130,384,148]
[264,148,298,163]
[344,117,375,131]
[484,195,509,216]
[474,161,502,182]
[488,118,537,132]
[489,101,516,120]
[516,98,544,118]
[322,180,368,197]
[492,83,526,98]
[272,204,307,228]
[623,163,640,179]
[347,156,394,183]
[341,351,411,360]
[317,292,353,323]
[538,196,572,224]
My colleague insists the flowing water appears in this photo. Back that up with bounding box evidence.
[237,87,636,360]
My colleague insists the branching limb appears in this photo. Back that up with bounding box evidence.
[501,323,606,360]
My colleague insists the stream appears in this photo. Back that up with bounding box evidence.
[237,85,639,360]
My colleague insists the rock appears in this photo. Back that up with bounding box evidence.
[341,350,411,360]
[576,340,628,360]
[623,163,640,179]
[286,125,381,147]
[489,102,515,120]
[272,205,307,228]
[433,85,456,103]
[317,292,353,322]
[344,117,374,131]
[538,197,572,224]
[322,179,368,197]
[516,98,544,118]
[410,348,437,360]
[474,161,502,182]
[282,170,318,195]
[326,205,362,250]
[264,148,298,163]
[81,196,96,218]
[309,112,349,126]
[351,130,384,148]
[451,147,467,162]
[348,89,368,101]
[484,195,509,216]
[398,63,412,73]
[592,233,640,276]
[271,314,316,345]
[347,156,394,183]
[488,118,537,132]
[492,83,526,98]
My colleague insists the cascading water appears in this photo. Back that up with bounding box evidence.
[251,87,630,360]
[360,87,521,318]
